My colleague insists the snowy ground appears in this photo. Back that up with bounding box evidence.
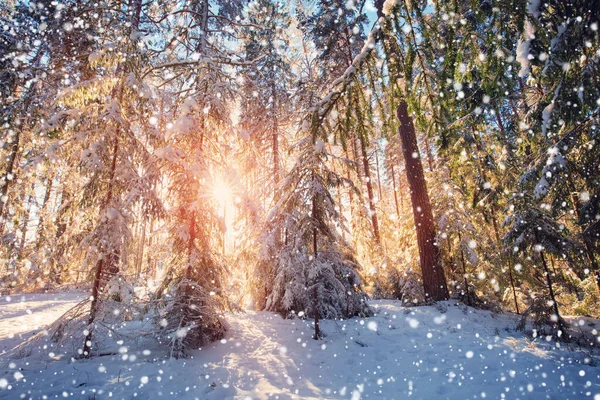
[0,291,87,357]
[0,293,599,399]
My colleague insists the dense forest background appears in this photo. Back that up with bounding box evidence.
[1,0,599,356]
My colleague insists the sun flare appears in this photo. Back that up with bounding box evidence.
[212,178,233,206]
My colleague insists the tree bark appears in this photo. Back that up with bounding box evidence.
[396,101,449,301]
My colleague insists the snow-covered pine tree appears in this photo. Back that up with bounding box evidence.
[299,0,383,249]
[35,0,164,357]
[0,1,92,284]
[149,0,247,357]
[239,0,293,202]
[259,133,371,339]
[513,0,600,297]
[504,193,581,339]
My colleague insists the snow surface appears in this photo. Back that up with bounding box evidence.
[1,294,599,399]
[0,291,86,357]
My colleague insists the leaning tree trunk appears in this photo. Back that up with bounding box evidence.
[396,101,449,301]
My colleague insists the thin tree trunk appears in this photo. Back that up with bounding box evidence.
[312,182,320,340]
[539,250,567,337]
[136,214,146,279]
[0,129,21,225]
[50,189,70,284]
[34,174,54,251]
[374,143,383,201]
[344,147,355,243]
[272,82,280,199]
[457,231,470,306]
[396,101,449,301]
[83,131,120,358]
[508,266,520,314]
[391,165,400,218]
[423,134,434,172]
[17,185,35,259]
[358,134,381,245]
[147,217,154,277]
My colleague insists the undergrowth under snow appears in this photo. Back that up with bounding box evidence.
[0,292,599,399]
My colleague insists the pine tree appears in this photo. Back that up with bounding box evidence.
[240,0,293,201]
[259,133,371,339]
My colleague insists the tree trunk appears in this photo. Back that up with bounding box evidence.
[50,190,70,285]
[16,185,34,259]
[396,101,449,301]
[423,134,435,172]
[358,134,381,245]
[83,129,120,358]
[0,129,20,226]
[312,176,320,340]
[147,217,154,277]
[34,174,54,251]
[508,265,520,314]
[374,143,383,201]
[457,232,470,306]
[136,214,146,279]
[539,250,567,338]
[391,165,401,218]
[272,82,280,199]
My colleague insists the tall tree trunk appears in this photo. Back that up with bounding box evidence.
[358,134,381,245]
[0,129,21,226]
[457,231,470,306]
[374,143,383,201]
[312,174,320,340]
[344,147,355,243]
[508,266,520,314]
[17,185,35,259]
[271,82,280,199]
[50,189,70,284]
[396,101,449,301]
[422,134,435,172]
[391,165,401,218]
[83,0,143,356]
[136,214,146,279]
[83,132,120,358]
[34,174,54,251]
[146,217,154,277]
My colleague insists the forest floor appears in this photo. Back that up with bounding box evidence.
[0,292,599,399]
